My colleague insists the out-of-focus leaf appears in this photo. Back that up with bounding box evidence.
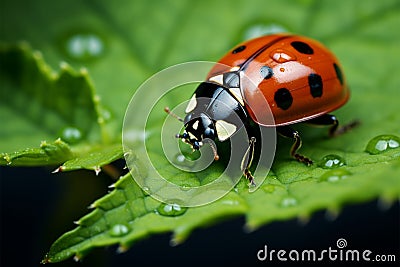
[0,43,109,153]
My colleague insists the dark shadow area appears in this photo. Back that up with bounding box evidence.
[1,166,398,267]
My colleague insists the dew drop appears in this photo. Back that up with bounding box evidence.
[99,105,113,122]
[59,126,83,144]
[318,154,346,169]
[61,31,106,61]
[221,200,240,206]
[172,152,197,167]
[175,154,185,163]
[109,224,130,237]
[4,154,12,165]
[142,186,150,195]
[281,197,297,207]
[262,184,276,193]
[156,202,188,217]
[365,135,400,155]
[319,169,351,182]
[180,184,193,191]
[243,23,288,40]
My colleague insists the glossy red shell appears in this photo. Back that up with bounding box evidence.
[207,34,349,126]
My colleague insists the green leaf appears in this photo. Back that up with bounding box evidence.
[1,0,400,263]
[0,138,73,166]
[54,144,123,173]
[42,172,247,263]
[0,42,109,154]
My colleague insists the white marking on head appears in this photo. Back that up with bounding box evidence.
[208,74,223,85]
[215,120,237,141]
[185,94,197,113]
[192,120,199,130]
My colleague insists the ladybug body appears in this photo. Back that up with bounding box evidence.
[167,34,353,185]
[207,34,349,126]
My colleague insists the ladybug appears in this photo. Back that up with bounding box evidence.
[165,34,356,185]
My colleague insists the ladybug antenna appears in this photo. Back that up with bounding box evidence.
[164,107,184,122]
[204,139,219,161]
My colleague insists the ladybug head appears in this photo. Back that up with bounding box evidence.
[177,112,219,160]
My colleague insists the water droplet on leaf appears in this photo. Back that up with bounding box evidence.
[141,186,151,196]
[175,154,185,163]
[319,169,351,182]
[262,184,275,193]
[365,135,400,155]
[61,31,106,61]
[109,224,130,237]
[156,202,187,217]
[281,197,297,207]
[172,152,197,167]
[59,126,83,144]
[318,154,346,169]
[99,105,113,123]
[180,184,192,191]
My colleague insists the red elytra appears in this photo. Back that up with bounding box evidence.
[207,34,349,126]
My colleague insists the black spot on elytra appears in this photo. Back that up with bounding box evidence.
[308,73,323,98]
[291,41,314,54]
[333,63,344,85]
[274,88,293,110]
[260,66,273,79]
[232,45,246,54]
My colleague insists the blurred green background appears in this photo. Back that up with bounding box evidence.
[1,0,399,266]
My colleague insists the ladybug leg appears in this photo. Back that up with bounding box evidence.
[277,126,313,166]
[307,114,360,137]
[241,137,256,186]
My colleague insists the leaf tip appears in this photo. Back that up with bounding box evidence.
[3,154,12,165]
[52,166,64,173]
[40,254,51,264]
[117,245,129,254]
[170,231,187,247]
[40,140,47,147]
[243,223,257,233]
[377,196,394,211]
[73,255,81,262]
[297,214,310,225]
[169,238,180,247]
[88,202,97,209]
[325,207,340,221]
[94,166,101,176]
